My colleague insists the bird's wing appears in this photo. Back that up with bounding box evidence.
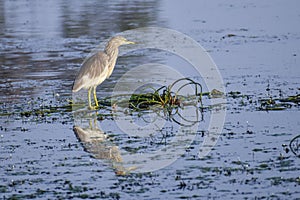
[72,52,109,92]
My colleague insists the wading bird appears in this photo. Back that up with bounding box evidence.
[72,36,135,109]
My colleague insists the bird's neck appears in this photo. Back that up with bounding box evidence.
[105,45,119,60]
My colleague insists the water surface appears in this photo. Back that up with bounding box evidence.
[1,0,300,199]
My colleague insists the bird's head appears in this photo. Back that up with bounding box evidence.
[108,36,135,48]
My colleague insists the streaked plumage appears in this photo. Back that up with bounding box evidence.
[72,36,135,109]
[72,52,109,92]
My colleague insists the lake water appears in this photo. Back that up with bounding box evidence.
[1,0,300,199]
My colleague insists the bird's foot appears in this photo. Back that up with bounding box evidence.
[88,105,99,110]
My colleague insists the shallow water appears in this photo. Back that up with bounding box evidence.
[1,0,300,199]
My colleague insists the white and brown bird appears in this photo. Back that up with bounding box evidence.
[72,36,135,109]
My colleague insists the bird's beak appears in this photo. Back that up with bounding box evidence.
[126,40,135,44]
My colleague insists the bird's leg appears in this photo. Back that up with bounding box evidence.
[88,87,93,109]
[93,86,99,107]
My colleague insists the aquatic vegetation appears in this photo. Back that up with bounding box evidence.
[97,78,211,127]
[279,94,300,104]
[257,83,299,111]
[258,96,296,111]
[2,79,298,126]
[130,78,204,109]
[101,78,205,111]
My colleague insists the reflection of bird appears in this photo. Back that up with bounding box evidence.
[73,126,122,162]
[74,125,137,175]
[72,36,135,109]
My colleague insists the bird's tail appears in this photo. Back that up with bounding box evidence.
[72,81,82,93]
